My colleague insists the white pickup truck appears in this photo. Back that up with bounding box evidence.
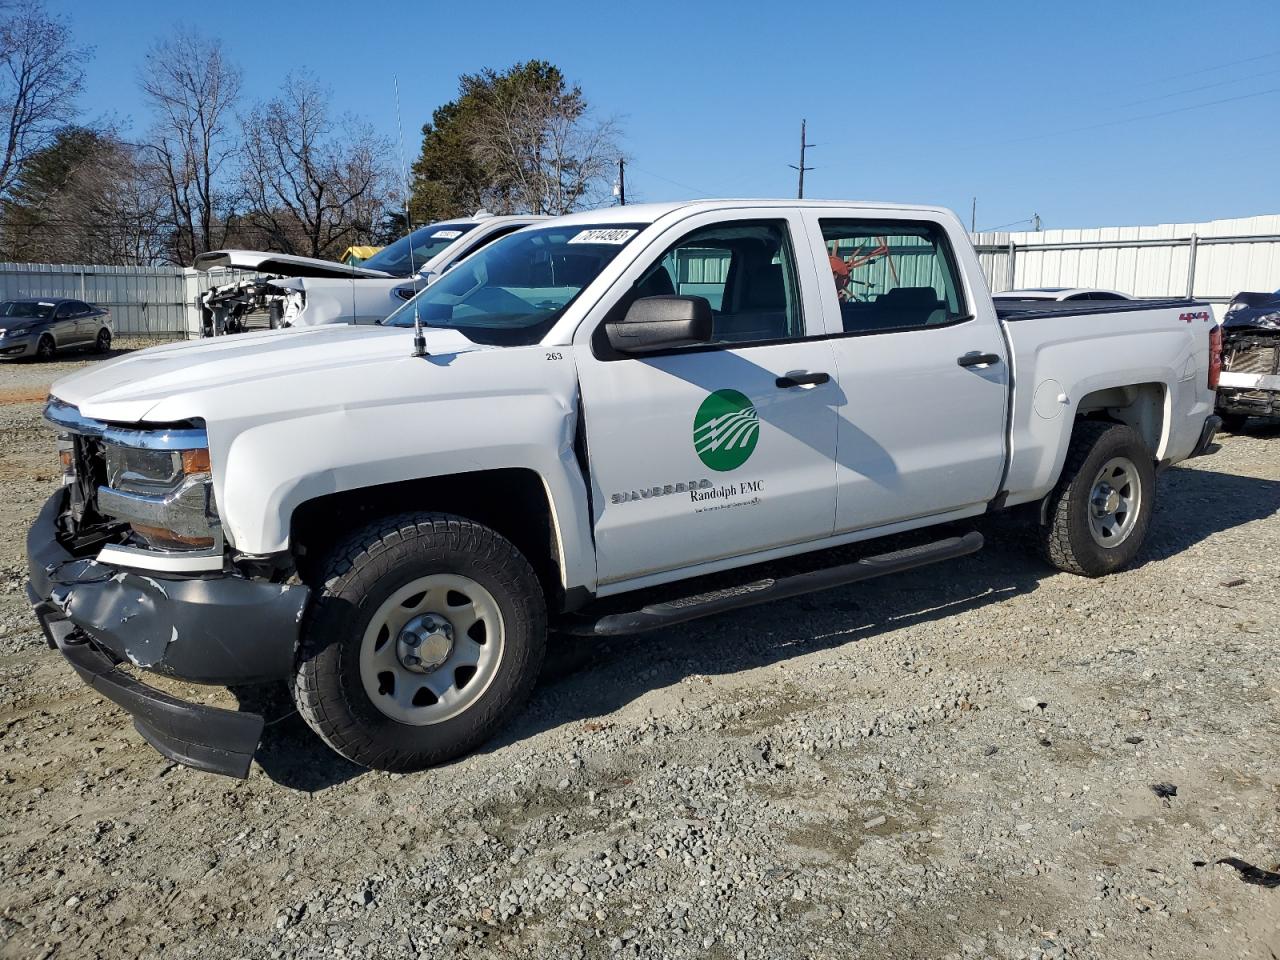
[26,200,1222,778]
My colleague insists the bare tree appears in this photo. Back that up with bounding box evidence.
[0,1,88,200]
[138,29,241,265]
[240,72,392,259]
[1,126,167,265]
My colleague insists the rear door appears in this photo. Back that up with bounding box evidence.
[70,301,95,342]
[799,212,1008,533]
[574,210,839,588]
[52,302,81,345]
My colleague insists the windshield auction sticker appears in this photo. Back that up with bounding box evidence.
[568,228,638,245]
[431,230,463,239]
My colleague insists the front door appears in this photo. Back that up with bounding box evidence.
[575,213,839,588]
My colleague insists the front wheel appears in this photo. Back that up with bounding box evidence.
[293,513,547,772]
[1039,422,1156,577]
[35,335,55,361]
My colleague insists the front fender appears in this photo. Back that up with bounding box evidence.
[216,392,596,593]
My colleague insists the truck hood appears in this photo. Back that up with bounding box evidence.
[49,326,488,424]
[193,249,394,280]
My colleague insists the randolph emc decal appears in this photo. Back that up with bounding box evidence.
[610,389,765,506]
[611,479,714,504]
[693,389,760,472]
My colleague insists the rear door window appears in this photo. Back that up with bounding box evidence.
[818,220,968,334]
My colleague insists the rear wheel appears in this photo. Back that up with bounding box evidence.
[293,513,546,771]
[1218,412,1249,433]
[94,327,112,353]
[35,335,55,361]
[1040,422,1156,577]
[267,301,283,330]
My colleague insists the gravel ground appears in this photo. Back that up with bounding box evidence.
[1,349,1278,960]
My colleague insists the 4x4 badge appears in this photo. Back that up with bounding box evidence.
[693,389,759,472]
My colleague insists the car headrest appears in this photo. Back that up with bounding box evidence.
[740,264,785,310]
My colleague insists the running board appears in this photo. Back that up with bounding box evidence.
[563,531,984,637]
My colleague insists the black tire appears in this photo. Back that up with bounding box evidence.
[94,327,112,353]
[35,334,55,361]
[1039,421,1156,577]
[293,512,547,772]
[267,301,283,330]
[1218,412,1249,433]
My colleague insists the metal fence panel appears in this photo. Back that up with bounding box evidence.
[0,262,195,338]
[972,213,1280,318]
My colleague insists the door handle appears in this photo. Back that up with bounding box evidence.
[956,352,1001,368]
[776,371,831,388]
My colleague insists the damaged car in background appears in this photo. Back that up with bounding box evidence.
[193,213,543,335]
[1216,288,1280,431]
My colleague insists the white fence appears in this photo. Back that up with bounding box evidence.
[973,213,1280,318]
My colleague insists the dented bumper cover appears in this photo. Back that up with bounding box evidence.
[26,491,309,777]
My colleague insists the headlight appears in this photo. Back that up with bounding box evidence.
[283,291,305,323]
[99,442,218,550]
[0,328,7,337]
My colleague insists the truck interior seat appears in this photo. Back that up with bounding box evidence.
[717,263,789,342]
[843,286,946,332]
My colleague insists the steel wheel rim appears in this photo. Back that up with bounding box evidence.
[358,573,505,725]
[1087,455,1141,548]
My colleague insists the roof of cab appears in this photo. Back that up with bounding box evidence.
[541,199,956,227]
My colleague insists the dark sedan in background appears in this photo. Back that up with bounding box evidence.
[0,298,113,360]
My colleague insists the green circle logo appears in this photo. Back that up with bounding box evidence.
[693,389,759,472]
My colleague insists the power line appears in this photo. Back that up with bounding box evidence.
[1128,48,1280,88]
[1115,65,1280,109]
[997,85,1280,145]
[623,163,714,198]
[976,217,1036,233]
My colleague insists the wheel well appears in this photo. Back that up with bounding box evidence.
[1074,382,1166,456]
[289,469,563,604]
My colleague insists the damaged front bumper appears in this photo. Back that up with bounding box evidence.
[26,491,309,778]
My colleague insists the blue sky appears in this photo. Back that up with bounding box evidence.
[53,0,1280,232]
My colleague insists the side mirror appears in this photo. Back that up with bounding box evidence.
[605,295,713,354]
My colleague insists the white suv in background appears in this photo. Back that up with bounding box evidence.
[195,213,545,332]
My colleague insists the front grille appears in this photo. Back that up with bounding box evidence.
[1225,345,1279,375]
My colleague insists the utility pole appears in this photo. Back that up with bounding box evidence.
[788,119,816,199]
[1032,212,1042,232]
[971,197,977,234]
[616,158,626,206]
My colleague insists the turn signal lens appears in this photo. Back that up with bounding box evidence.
[181,448,211,474]
[130,522,215,549]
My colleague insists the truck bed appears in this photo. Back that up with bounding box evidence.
[995,297,1206,322]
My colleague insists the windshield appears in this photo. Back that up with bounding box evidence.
[0,300,54,319]
[361,222,477,277]
[382,224,644,345]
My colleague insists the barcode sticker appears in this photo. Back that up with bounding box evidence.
[431,230,463,239]
[568,228,637,245]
